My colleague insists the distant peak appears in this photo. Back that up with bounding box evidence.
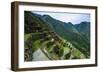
[67,22,74,26]
[43,14,50,17]
[80,21,90,24]
[68,22,73,24]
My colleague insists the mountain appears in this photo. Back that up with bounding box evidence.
[24,11,90,61]
[74,22,90,41]
[41,14,90,57]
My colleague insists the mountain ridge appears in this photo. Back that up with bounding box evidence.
[37,12,90,57]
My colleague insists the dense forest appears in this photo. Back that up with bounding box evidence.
[24,11,90,61]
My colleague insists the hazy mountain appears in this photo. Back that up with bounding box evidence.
[41,14,90,56]
[74,22,90,41]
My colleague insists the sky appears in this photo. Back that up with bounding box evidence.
[33,11,90,24]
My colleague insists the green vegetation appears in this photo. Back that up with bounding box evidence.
[24,11,90,61]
